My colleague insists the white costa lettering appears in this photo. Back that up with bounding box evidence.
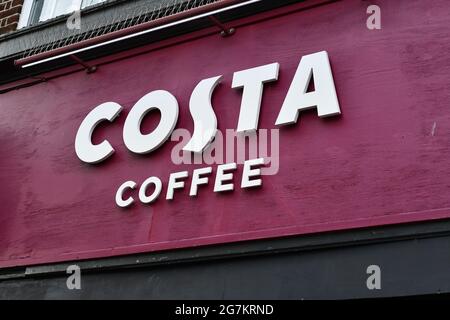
[75,51,341,165]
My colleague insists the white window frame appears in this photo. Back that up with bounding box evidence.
[39,0,82,22]
[17,0,34,29]
[17,0,106,29]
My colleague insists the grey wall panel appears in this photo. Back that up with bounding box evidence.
[1,227,450,299]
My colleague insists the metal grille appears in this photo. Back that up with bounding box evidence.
[19,0,220,59]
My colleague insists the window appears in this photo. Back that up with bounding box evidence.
[17,0,107,28]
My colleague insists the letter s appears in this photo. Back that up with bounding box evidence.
[183,76,222,153]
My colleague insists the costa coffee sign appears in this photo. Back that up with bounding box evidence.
[2,0,448,268]
[75,51,341,207]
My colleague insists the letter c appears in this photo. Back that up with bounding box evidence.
[116,181,137,208]
[75,102,122,164]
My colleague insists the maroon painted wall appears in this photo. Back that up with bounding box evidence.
[1,0,450,268]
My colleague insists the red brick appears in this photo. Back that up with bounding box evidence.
[0,5,21,20]
[0,0,21,35]
[6,12,18,24]
[0,21,17,34]
[11,0,23,7]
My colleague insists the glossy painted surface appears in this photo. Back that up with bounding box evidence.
[1,0,450,267]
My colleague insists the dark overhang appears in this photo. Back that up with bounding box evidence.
[0,0,310,87]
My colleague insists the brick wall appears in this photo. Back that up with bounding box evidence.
[0,0,24,35]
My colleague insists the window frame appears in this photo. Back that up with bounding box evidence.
[17,0,106,29]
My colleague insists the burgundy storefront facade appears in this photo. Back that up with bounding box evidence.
[1,0,450,299]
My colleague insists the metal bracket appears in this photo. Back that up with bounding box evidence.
[208,15,235,37]
[69,55,97,74]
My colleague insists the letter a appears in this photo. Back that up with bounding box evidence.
[275,51,341,126]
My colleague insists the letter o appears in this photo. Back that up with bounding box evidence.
[123,90,179,154]
[139,176,162,204]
